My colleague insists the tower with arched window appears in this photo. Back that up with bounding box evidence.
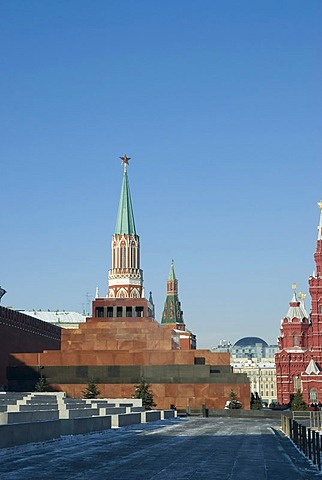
[108,156,143,299]
[91,156,154,320]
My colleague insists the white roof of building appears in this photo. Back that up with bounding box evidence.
[305,359,320,375]
[19,311,86,324]
[285,292,309,321]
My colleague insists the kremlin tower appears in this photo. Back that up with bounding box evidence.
[108,155,143,300]
[161,261,196,349]
[161,261,184,329]
[276,201,322,405]
[93,155,154,320]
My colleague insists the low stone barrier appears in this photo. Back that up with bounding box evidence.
[98,398,142,408]
[0,410,60,424]
[209,409,283,419]
[0,399,25,405]
[63,403,92,409]
[61,416,112,436]
[141,411,161,422]
[0,420,61,448]
[19,404,59,411]
[89,401,112,408]
[161,410,177,420]
[27,398,59,405]
[99,407,126,415]
[59,407,100,419]
[31,392,65,400]
[111,412,142,428]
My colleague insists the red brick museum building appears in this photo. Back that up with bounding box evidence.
[276,202,322,405]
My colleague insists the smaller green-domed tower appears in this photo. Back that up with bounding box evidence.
[161,261,185,330]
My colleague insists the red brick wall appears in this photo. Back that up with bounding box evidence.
[0,307,61,387]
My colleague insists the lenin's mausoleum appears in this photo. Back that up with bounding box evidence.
[7,156,250,410]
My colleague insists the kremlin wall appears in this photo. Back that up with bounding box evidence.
[0,306,61,387]
[5,156,250,410]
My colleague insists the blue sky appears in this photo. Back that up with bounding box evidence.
[1,1,321,348]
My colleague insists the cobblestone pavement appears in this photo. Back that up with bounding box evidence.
[0,417,321,479]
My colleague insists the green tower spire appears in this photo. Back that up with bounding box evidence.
[115,155,136,235]
[168,260,176,281]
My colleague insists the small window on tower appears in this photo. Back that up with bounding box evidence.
[116,307,122,317]
[107,307,113,318]
[121,246,126,268]
[293,334,298,347]
[131,243,136,268]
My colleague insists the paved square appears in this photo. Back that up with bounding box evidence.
[0,417,321,479]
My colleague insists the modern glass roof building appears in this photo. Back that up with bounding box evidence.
[232,337,278,360]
